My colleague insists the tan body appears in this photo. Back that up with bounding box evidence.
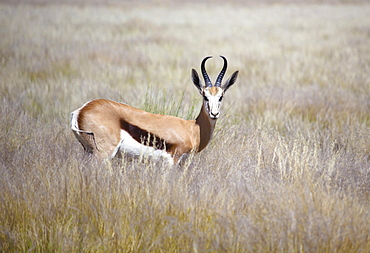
[71,99,215,162]
[71,56,238,164]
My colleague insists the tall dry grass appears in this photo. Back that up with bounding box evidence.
[0,1,369,252]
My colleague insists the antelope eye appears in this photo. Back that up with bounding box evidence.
[219,96,223,102]
[203,96,209,101]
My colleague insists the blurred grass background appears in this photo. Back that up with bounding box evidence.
[0,0,369,252]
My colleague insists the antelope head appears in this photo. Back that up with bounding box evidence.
[192,56,239,119]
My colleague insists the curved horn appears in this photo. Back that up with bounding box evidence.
[215,55,228,87]
[201,56,213,87]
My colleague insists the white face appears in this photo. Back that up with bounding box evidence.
[203,86,224,119]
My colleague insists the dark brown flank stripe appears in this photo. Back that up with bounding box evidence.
[120,120,172,151]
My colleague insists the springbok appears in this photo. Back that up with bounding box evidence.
[71,56,238,164]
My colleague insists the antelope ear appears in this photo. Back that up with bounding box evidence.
[192,69,203,93]
[222,70,239,93]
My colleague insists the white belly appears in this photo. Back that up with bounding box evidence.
[111,130,174,165]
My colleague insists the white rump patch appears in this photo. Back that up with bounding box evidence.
[70,101,93,134]
[70,109,80,133]
[70,102,98,153]
[112,130,174,165]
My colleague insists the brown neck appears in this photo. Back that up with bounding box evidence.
[195,103,217,152]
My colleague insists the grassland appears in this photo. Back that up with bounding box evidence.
[0,0,369,252]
